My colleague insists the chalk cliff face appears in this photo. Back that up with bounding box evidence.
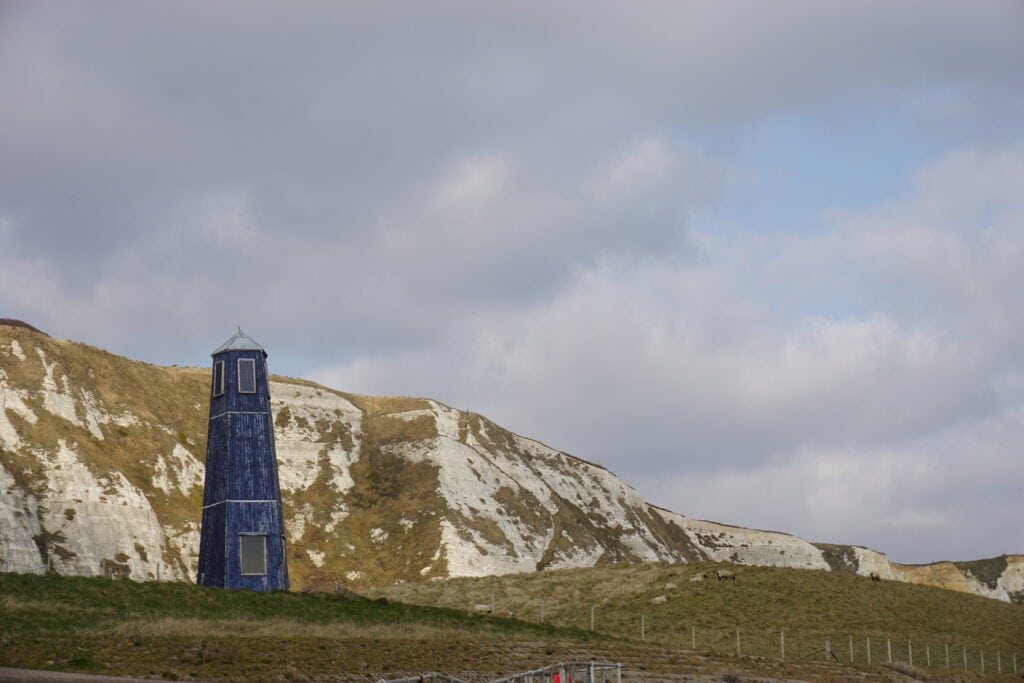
[0,324,1021,603]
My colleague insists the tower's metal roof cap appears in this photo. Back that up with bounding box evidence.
[211,327,266,356]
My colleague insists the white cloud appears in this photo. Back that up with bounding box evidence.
[433,155,511,213]
[313,145,1024,562]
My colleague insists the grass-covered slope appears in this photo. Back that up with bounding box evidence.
[0,572,594,681]
[2,569,1021,683]
[369,562,1024,660]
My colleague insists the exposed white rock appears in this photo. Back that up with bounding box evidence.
[286,503,311,542]
[0,377,37,450]
[4,339,26,361]
[852,546,897,579]
[394,402,685,577]
[37,349,86,432]
[307,548,325,567]
[429,401,461,439]
[271,382,360,529]
[151,444,205,497]
[654,507,830,570]
[33,440,167,580]
[30,348,136,441]
[0,463,45,573]
[996,557,1024,599]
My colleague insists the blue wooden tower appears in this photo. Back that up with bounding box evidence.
[197,328,289,590]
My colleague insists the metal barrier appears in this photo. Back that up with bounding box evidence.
[375,675,472,683]
[376,661,623,683]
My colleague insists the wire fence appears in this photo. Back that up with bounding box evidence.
[410,591,1021,678]
[377,584,1022,678]
[603,622,1019,676]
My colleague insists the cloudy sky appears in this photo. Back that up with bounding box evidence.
[2,1,1022,564]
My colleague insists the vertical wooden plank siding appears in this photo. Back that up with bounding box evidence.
[197,334,289,591]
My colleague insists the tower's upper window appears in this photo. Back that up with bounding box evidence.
[212,361,225,397]
[238,358,257,394]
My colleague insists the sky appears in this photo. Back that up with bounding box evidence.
[1,1,1022,565]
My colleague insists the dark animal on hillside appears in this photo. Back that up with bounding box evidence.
[870,572,881,582]
[715,569,736,581]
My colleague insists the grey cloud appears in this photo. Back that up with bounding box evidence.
[313,146,1024,561]
[2,1,1023,563]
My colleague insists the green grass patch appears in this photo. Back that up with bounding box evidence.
[0,572,612,680]
[368,561,1024,660]
[0,572,592,640]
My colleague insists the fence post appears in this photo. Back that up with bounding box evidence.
[590,604,595,631]
[908,640,913,667]
[780,629,785,660]
[887,638,892,664]
[849,635,853,663]
[997,649,1001,674]
[981,649,985,673]
[1014,653,1017,675]
[945,644,949,671]
[963,645,967,672]
[736,628,741,656]
[926,643,930,668]
[540,599,544,623]
[825,637,830,662]
[866,637,871,665]
[691,624,696,651]
[616,664,621,683]
[641,615,645,642]
[157,562,161,582]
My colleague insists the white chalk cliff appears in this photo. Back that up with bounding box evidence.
[0,323,1021,603]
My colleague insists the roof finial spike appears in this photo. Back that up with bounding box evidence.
[211,327,265,356]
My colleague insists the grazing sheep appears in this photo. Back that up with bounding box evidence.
[473,604,492,613]
[715,569,737,581]
[870,572,881,582]
[689,572,708,582]
[651,594,668,604]
[663,582,677,590]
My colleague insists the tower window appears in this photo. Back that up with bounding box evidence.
[238,358,257,394]
[239,534,267,575]
[212,361,225,397]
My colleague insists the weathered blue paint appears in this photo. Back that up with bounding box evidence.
[197,329,289,590]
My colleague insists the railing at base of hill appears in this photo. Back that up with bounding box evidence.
[376,661,623,683]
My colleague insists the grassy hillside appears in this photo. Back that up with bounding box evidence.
[2,571,1021,683]
[0,572,593,680]
[368,562,1024,665]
